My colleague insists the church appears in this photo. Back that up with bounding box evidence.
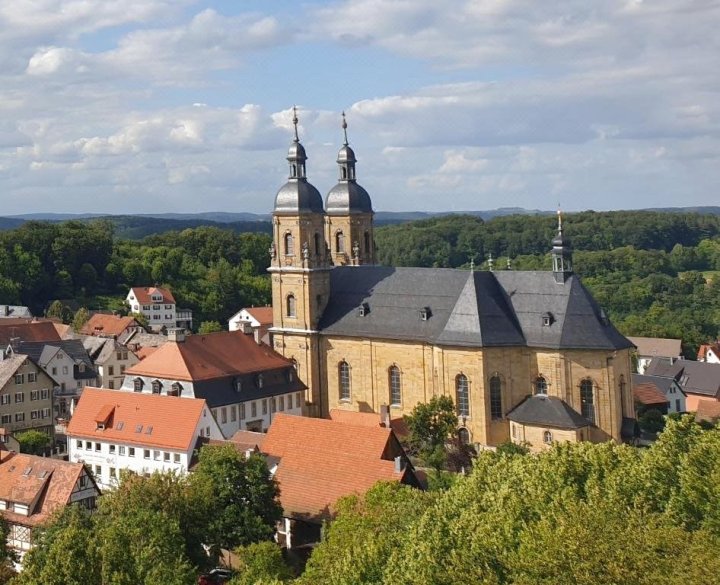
[267,111,637,451]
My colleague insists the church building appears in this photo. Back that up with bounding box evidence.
[268,110,637,450]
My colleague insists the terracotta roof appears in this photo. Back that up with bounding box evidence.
[66,388,207,451]
[129,286,176,305]
[244,307,273,326]
[0,452,94,527]
[328,409,408,436]
[133,346,159,361]
[81,314,139,337]
[633,383,670,406]
[698,343,720,361]
[0,321,61,345]
[627,336,682,358]
[53,323,72,339]
[261,414,409,521]
[695,401,720,424]
[229,430,266,451]
[125,330,293,381]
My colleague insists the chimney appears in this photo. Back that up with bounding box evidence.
[394,455,406,474]
[167,328,185,343]
[380,404,390,428]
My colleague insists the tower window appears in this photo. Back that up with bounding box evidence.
[286,295,296,318]
[336,231,345,254]
[314,232,321,256]
[580,379,595,424]
[456,374,469,417]
[339,361,351,401]
[284,232,294,256]
[389,365,401,406]
[341,167,347,180]
[490,375,502,419]
[364,231,370,254]
[535,376,547,395]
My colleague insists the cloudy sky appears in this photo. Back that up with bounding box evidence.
[0,0,718,214]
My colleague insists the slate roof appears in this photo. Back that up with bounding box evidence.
[645,358,720,398]
[0,452,95,527]
[18,340,97,379]
[627,336,682,358]
[261,413,416,522]
[507,395,590,429]
[317,267,632,350]
[632,374,683,399]
[67,388,207,450]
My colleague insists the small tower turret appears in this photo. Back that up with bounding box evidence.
[551,209,573,283]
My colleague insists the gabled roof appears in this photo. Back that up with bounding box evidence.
[0,355,31,389]
[632,374,683,398]
[507,395,589,429]
[627,336,682,358]
[125,330,294,382]
[261,413,411,521]
[0,306,32,319]
[229,430,266,452]
[328,408,408,436]
[66,388,208,450]
[18,339,95,371]
[633,383,670,406]
[129,286,176,305]
[645,358,720,398]
[317,267,631,350]
[698,343,720,361]
[242,307,273,326]
[81,314,140,337]
[0,452,95,526]
[0,320,61,346]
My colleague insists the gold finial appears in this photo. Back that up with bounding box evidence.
[292,105,299,142]
[341,111,348,145]
[557,204,563,234]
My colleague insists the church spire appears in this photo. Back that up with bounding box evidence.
[286,106,306,180]
[336,112,356,182]
[551,208,573,283]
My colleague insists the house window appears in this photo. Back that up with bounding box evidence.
[14,392,24,403]
[234,378,242,393]
[535,376,547,395]
[163,452,170,462]
[110,467,116,479]
[62,366,68,375]
[279,396,285,411]
[133,378,143,392]
[30,390,39,401]
[143,450,150,459]
[119,446,126,456]
[271,397,277,413]
[109,445,116,454]
[129,447,135,457]
[543,430,553,444]
[389,365,401,406]
[153,451,160,461]
[27,372,37,383]
[173,453,180,464]
[240,404,246,420]
[95,443,101,452]
[338,361,351,401]
[0,415,10,424]
[580,379,595,424]
[0,395,8,405]
[95,465,101,477]
[284,232,294,256]
[76,440,82,449]
[296,392,302,408]
[221,407,227,424]
[490,376,503,419]
[286,295,296,318]
[108,366,114,376]
[262,399,268,415]
[14,413,24,422]
[456,374,470,417]
[675,398,681,412]
[108,381,114,389]
[230,405,237,422]
[14,374,24,385]
[120,365,126,374]
[250,401,256,418]
[40,389,49,400]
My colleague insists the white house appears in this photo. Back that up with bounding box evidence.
[119,329,305,437]
[66,388,223,490]
[126,286,178,332]
[698,342,720,364]
[228,306,273,341]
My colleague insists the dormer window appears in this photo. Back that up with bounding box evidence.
[542,312,553,327]
[256,374,264,389]
[234,378,243,393]
[169,382,182,397]
[133,378,143,392]
[286,369,294,383]
[151,380,162,394]
[358,302,369,317]
[420,307,432,321]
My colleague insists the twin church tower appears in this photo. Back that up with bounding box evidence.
[268,110,374,414]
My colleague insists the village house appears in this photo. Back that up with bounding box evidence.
[627,336,683,374]
[697,341,720,364]
[259,411,419,548]
[0,353,55,444]
[125,286,192,332]
[645,358,720,412]
[0,320,61,347]
[80,314,144,340]
[82,337,139,390]
[228,306,273,343]
[0,450,99,564]
[119,329,305,436]
[632,373,685,414]
[66,388,223,490]
[0,307,32,320]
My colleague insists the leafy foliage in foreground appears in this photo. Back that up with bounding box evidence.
[299,416,720,585]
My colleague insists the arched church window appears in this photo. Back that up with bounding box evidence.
[458,427,470,446]
[389,365,401,406]
[535,376,547,395]
[286,295,296,318]
[456,374,469,417]
[490,375,502,419]
[339,361,351,401]
[284,232,294,256]
[336,231,345,254]
[580,379,595,424]
[543,430,553,444]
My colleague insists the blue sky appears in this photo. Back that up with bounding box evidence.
[0,1,718,214]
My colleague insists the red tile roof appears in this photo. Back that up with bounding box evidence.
[129,286,176,305]
[229,430,266,451]
[67,388,207,451]
[328,408,409,437]
[261,414,409,521]
[244,306,273,326]
[0,452,95,527]
[633,382,670,406]
[698,343,720,361]
[81,314,140,337]
[0,320,61,345]
[696,401,720,424]
[125,330,293,381]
